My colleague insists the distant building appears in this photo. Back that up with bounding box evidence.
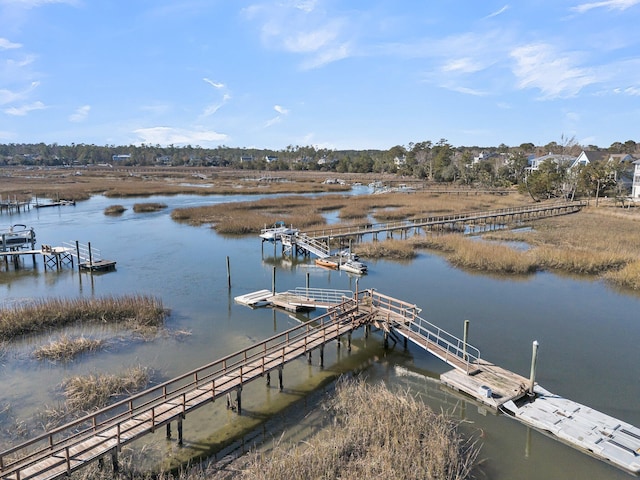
[265,155,278,163]
[112,154,131,162]
[240,155,254,163]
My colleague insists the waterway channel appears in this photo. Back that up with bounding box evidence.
[1,192,639,479]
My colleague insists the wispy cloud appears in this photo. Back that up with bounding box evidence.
[0,81,40,106]
[133,126,227,146]
[244,2,352,69]
[202,93,231,117]
[203,78,224,89]
[0,37,21,49]
[69,104,90,122]
[264,104,289,127]
[510,43,596,99]
[485,5,510,18]
[4,100,46,116]
[571,0,640,13]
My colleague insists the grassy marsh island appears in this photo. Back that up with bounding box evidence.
[104,204,126,215]
[0,295,168,341]
[133,202,168,213]
[33,335,104,361]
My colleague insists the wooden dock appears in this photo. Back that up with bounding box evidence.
[2,287,639,478]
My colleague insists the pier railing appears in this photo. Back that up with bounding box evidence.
[290,287,354,304]
[0,298,365,480]
[363,290,480,372]
[301,201,586,240]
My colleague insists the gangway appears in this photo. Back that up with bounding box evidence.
[281,233,330,258]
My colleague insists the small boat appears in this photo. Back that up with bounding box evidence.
[339,259,368,275]
[315,257,339,270]
[34,199,75,208]
[0,224,36,248]
[259,221,298,241]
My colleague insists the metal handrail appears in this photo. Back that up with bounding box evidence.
[291,287,354,304]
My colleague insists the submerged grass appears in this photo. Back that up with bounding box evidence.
[33,335,104,361]
[0,295,168,341]
[40,366,152,429]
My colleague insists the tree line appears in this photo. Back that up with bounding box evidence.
[1,138,638,201]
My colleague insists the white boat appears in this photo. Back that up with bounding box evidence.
[339,259,368,275]
[0,224,36,249]
[259,221,298,241]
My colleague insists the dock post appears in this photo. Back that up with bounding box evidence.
[226,256,231,289]
[177,419,183,446]
[75,241,81,270]
[88,241,93,270]
[278,366,283,391]
[528,340,539,395]
[266,371,271,386]
[272,266,276,295]
[319,344,324,368]
[463,320,470,360]
[111,449,119,474]
[306,272,310,291]
[236,387,242,415]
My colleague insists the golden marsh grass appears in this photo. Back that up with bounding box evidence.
[240,379,478,480]
[0,295,168,341]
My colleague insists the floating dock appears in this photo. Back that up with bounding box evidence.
[502,386,640,474]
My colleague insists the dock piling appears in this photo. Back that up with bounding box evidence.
[272,266,276,295]
[463,320,470,360]
[226,256,231,288]
[528,340,539,395]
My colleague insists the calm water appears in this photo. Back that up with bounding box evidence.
[1,193,639,479]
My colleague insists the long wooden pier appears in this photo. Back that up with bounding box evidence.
[2,287,639,478]
[268,201,586,259]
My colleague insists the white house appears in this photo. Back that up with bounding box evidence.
[632,160,640,198]
[527,153,576,172]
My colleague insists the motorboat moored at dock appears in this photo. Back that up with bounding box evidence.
[0,224,35,249]
[259,221,299,241]
[339,259,368,275]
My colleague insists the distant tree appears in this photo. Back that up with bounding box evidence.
[522,159,566,201]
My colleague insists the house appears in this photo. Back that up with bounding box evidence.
[569,150,636,189]
[632,160,640,198]
[526,153,576,173]
[112,154,131,162]
[265,155,278,163]
[240,155,254,163]
[394,155,406,166]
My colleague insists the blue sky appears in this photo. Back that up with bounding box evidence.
[1,1,639,150]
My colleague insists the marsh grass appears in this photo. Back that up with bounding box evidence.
[0,295,168,341]
[104,204,126,215]
[604,260,640,290]
[241,379,478,480]
[355,239,417,259]
[534,246,629,274]
[61,365,150,414]
[33,335,104,361]
[172,190,532,235]
[59,380,478,480]
[133,202,167,213]
[39,366,152,429]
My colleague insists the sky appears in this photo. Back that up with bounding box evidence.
[1,0,639,151]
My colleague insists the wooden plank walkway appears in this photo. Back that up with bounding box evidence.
[0,299,373,480]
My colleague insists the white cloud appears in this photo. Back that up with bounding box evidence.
[0,81,39,105]
[4,100,45,115]
[571,0,640,13]
[442,57,485,74]
[69,105,90,122]
[203,78,224,89]
[202,93,231,117]
[0,38,21,49]
[485,5,510,18]
[245,2,352,69]
[133,126,227,146]
[274,104,289,115]
[510,43,596,99]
